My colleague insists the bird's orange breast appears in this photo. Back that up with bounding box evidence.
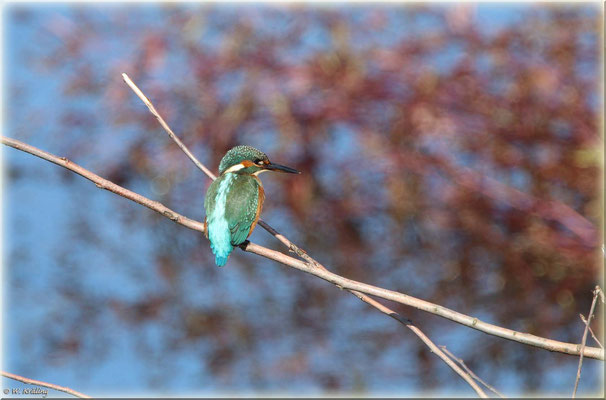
[248,176,265,238]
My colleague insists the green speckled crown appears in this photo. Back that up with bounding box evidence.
[218,146,268,174]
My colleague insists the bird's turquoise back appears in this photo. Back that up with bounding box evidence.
[204,173,263,266]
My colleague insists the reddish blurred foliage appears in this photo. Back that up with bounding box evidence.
[6,4,602,395]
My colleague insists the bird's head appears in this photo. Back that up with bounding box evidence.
[218,145,300,176]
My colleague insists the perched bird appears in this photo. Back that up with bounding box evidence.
[204,145,300,266]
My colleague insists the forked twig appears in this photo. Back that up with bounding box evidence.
[440,346,505,398]
[573,285,603,397]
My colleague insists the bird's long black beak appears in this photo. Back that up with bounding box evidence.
[265,162,301,174]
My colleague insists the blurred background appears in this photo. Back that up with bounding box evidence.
[2,2,603,397]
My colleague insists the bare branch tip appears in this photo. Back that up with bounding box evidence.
[595,286,605,303]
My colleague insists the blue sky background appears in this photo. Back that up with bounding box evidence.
[2,2,603,397]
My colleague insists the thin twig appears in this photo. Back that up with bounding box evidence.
[1,371,90,398]
[3,138,604,362]
[573,286,603,397]
[1,136,203,232]
[121,73,217,180]
[440,346,505,398]
[579,314,603,349]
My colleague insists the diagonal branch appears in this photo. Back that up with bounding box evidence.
[579,314,603,349]
[3,135,603,364]
[121,73,217,180]
[1,371,90,399]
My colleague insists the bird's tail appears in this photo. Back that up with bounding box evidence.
[211,242,234,267]
[214,253,230,267]
[208,215,234,267]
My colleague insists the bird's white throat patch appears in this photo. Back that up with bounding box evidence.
[223,163,246,174]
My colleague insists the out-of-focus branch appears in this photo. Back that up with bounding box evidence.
[1,371,90,399]
[440,346,505,398]
[573,286,603,397]
[439,158,597,247]
[394,150,598,248]
[3,136,605,367]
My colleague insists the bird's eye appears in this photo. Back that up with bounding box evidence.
[254,159,264,165]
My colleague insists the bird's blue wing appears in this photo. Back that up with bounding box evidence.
[225,176,263,246]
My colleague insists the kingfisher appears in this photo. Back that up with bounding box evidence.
[204,145,300,266]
